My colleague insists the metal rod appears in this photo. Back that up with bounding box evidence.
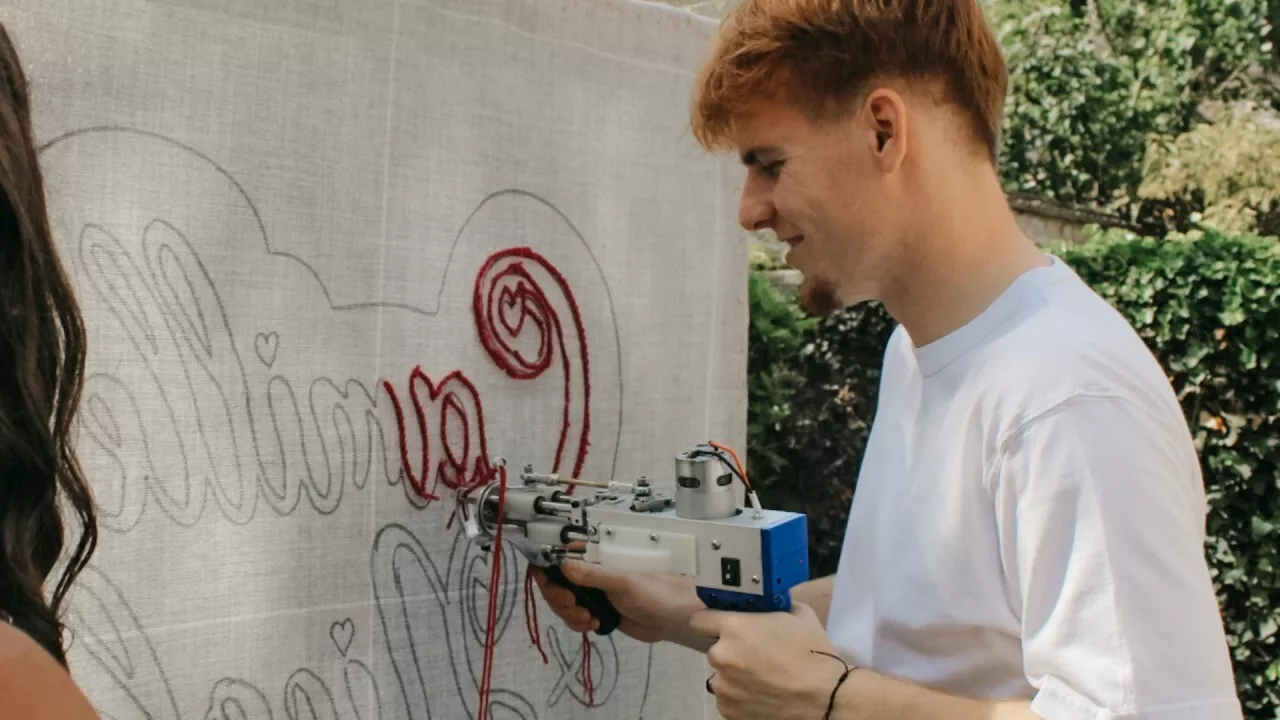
[559,477,610,489]
[522,472,608,488]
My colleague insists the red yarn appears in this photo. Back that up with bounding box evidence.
[472,247,591,483]
[581,633,595,704]
[382,367,495,530]
[383,373,436,502]
[385,246,599,712]
[477,464,507,719]
[523,566,548,665]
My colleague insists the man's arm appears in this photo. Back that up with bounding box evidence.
[694,393,1242,720]
[690,603,1039,720]
[828,394,1240,720]
[790,575,834,627]
[985,394,1240,720]
[827,670,1037,720]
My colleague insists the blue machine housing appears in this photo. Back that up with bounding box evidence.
[696,511,809,613]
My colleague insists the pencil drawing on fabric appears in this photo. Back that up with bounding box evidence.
[7,0,738,716]
[39,128,624,532]
[37,126,648,719]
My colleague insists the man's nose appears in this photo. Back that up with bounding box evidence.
[738,176,774,232]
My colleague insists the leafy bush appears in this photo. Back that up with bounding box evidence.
[1140,101,1280,237]
[747,229,1280,715]
[991,0,1278,233]
[747,273,893,576]
[1063,228,1280,715]
[746,271,816,486]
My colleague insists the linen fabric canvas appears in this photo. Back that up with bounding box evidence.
[0,0,744,717]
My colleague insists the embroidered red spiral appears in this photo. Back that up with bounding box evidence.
[472,246,591,480]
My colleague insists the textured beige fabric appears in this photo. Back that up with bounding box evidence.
[1,0,743,717]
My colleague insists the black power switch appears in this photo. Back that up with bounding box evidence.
[720,557,741,587]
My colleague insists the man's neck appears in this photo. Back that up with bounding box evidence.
[879,167,1048,349]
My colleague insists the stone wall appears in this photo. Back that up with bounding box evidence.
[1016,210,1091,245]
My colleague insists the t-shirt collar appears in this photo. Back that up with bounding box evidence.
[909,254,1073,376]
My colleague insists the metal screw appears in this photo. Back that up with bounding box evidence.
[649,532,659,542]
[711,540,721,550]
[605,528,614,538]
[751,576,760,585]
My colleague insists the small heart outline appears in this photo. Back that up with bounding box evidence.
[330,618,354,657]
[255,331,279,368]
[498,287,526,336]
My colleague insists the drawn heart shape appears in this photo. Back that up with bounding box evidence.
[255,331,279,368]
[497,286,526,337]
[329,618,354,657]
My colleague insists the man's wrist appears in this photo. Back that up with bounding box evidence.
[807,650,862,720]
[817,667,1034,720]
[826,667,866,719]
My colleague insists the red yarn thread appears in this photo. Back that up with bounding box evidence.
[473,248,599,706]
[383,372,436,502]
[385,246,599,711]
[472,247,592,481]
[383,368,494,529]
[581,633,595,704]
[523,566,548,664]
[477,463,507,719]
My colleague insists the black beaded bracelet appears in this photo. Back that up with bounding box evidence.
[810,650,857,720]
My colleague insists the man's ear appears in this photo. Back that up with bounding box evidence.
[863,88,908,173]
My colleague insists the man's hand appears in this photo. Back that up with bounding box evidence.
[530,559,711,650]
[689,605,1040,720]
[690,602,848,720]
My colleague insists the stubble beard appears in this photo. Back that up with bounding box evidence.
[799,274,843,317]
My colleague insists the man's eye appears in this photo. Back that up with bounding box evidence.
[761,161,785,178]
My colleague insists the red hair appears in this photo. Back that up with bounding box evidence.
[691,0,1008,163]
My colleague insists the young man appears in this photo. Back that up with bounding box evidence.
[533,1,1243,718]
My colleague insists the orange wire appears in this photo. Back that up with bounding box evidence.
[708,441,751,489]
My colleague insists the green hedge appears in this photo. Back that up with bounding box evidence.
[747,228,1280,717]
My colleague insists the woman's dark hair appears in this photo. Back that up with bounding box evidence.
[0,21,98,667]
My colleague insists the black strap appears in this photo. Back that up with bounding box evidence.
[810,650,857,720]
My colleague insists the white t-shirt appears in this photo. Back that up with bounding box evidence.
[825,255,1243,719]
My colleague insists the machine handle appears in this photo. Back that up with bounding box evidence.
[543,564,621,635]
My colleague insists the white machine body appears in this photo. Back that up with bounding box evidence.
[461,444,810,613]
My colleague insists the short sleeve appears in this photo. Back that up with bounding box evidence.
[989,393,1243,720]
